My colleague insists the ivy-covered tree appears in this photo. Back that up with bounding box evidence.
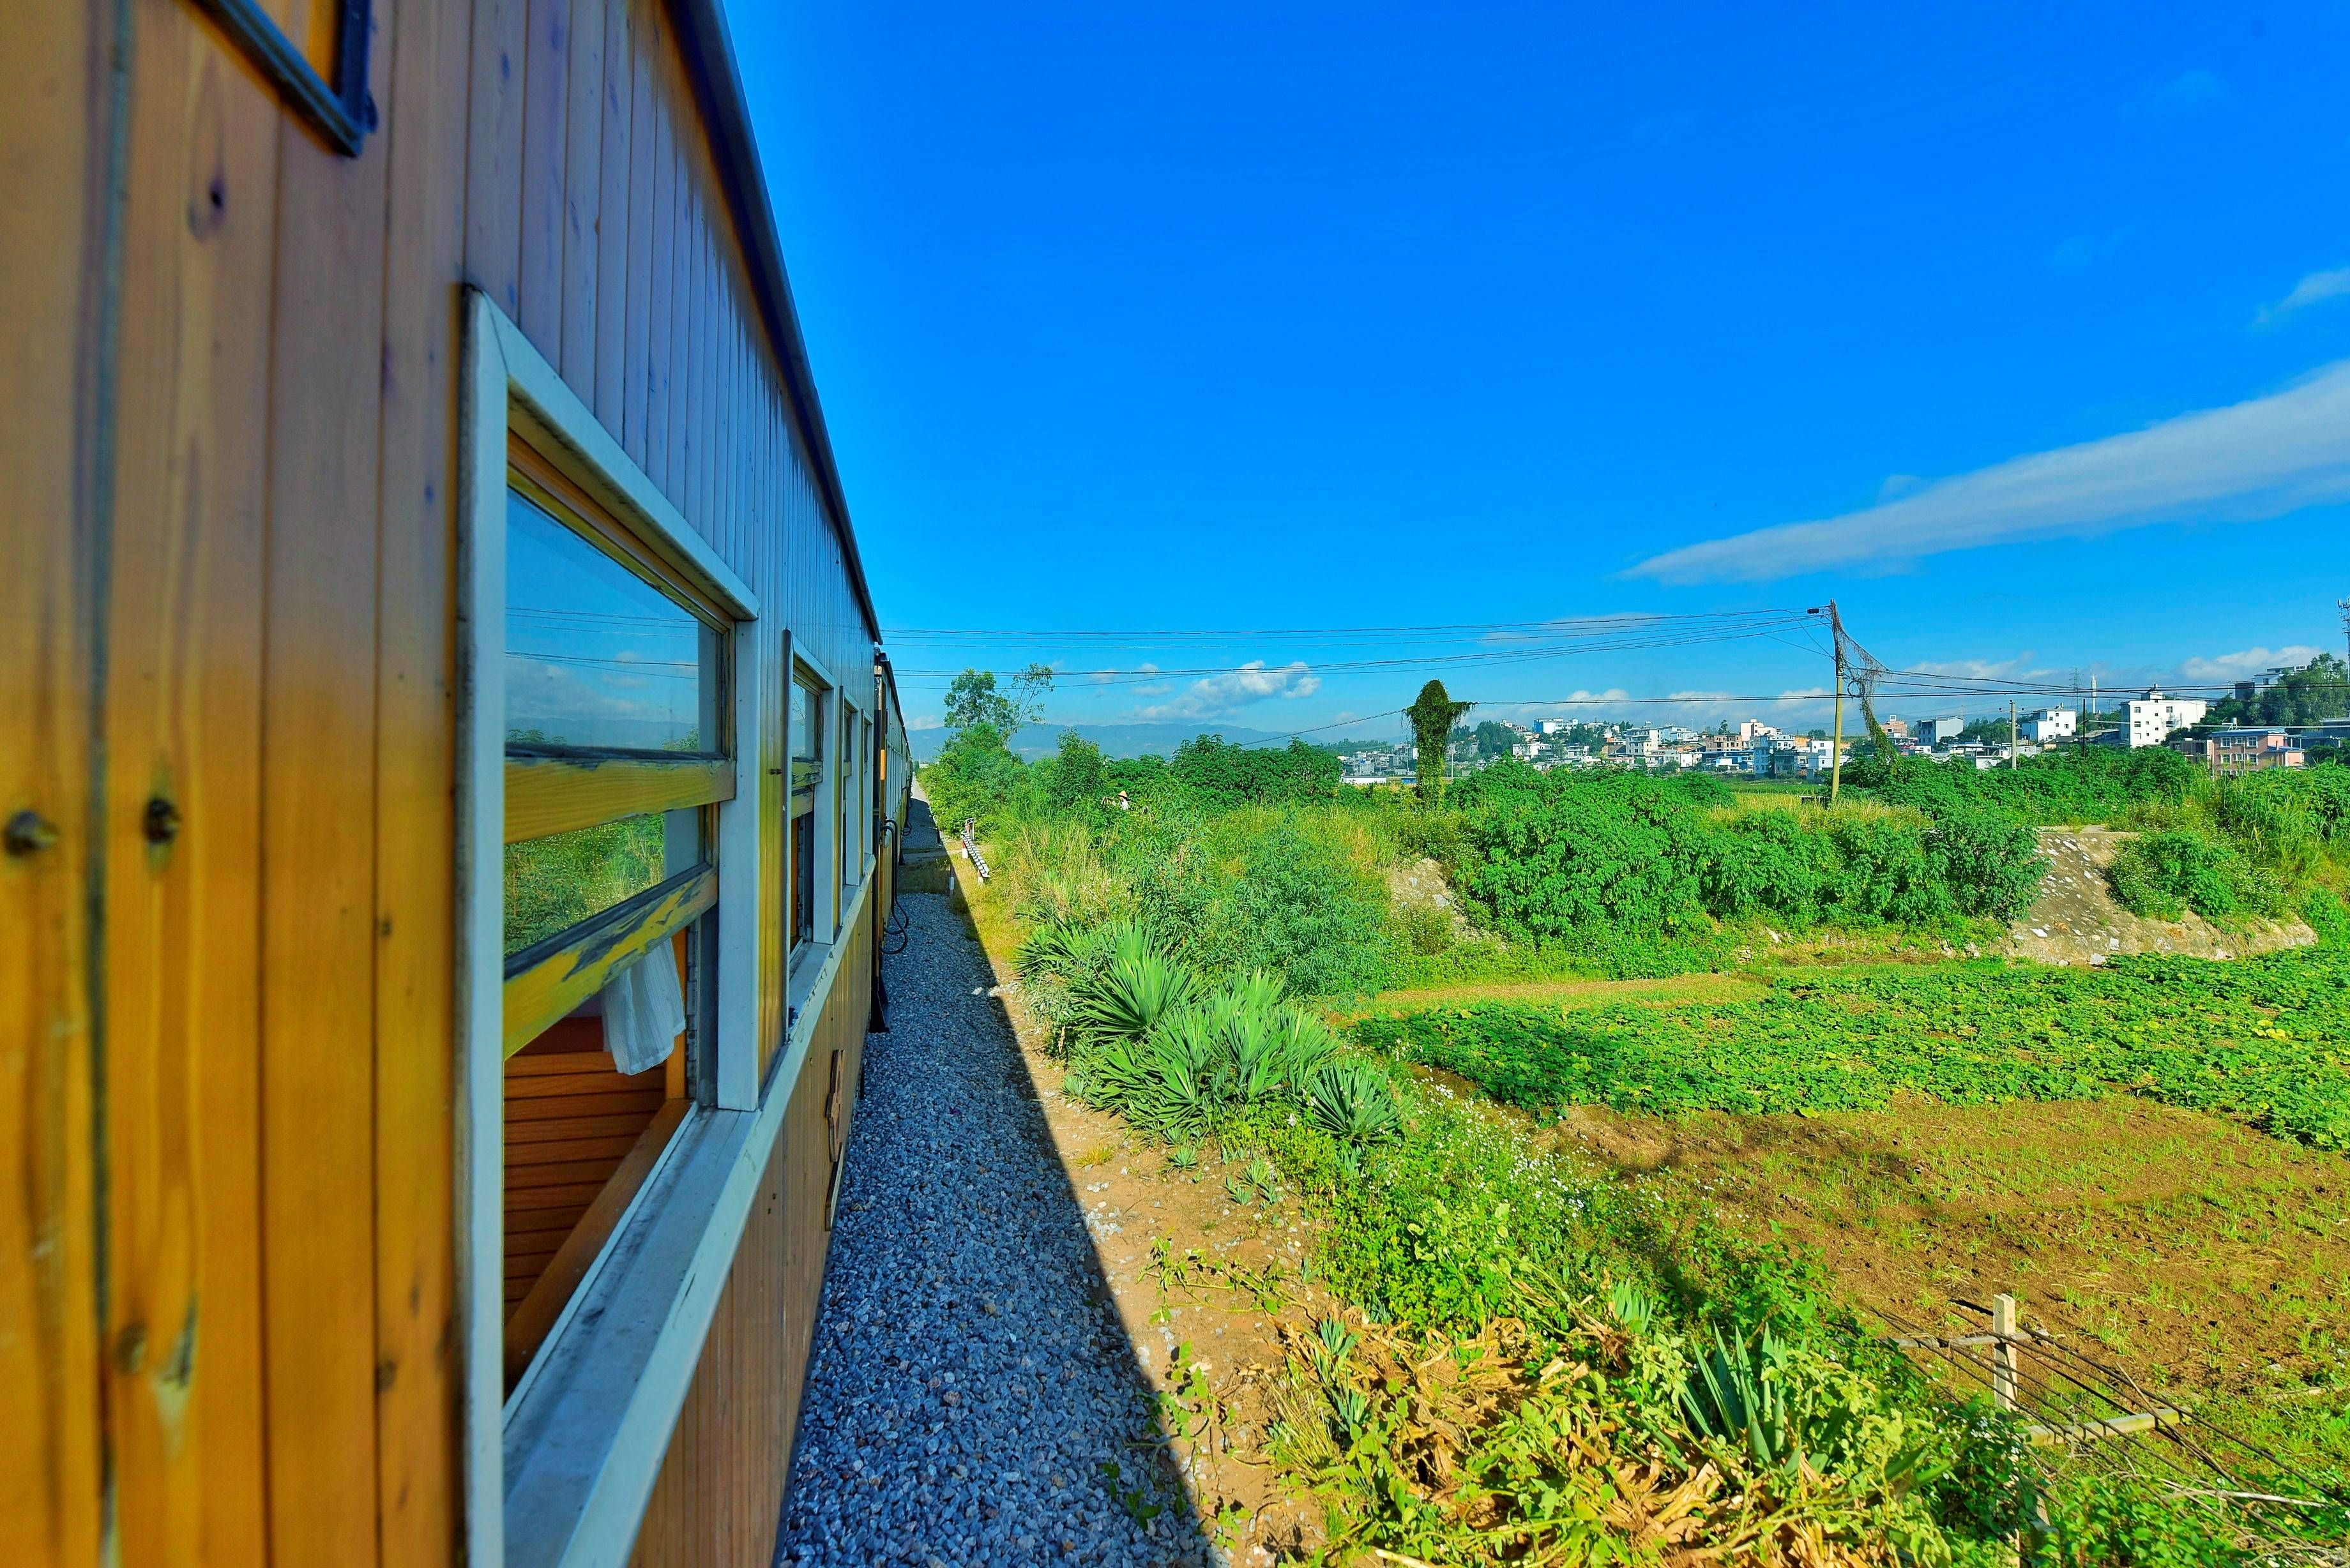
[1406,679,1473,803]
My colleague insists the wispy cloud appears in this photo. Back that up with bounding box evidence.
[1130,661,1321,722]
[1089,660,1158,685]
[2255,266,2350,327]
[2180,645,2323,681]
[1628,360,2350,584]
[2130,68,2226,117]
[1909,652,2046,681]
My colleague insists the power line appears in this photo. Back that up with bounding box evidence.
[882,607,1817,642]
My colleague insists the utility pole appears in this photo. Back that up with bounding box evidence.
[2009,698,2017,769]
[1828,599,1846,806]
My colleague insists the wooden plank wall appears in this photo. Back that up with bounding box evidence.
[0,4,106,1559]
[629,910,872,1566]
[1,0,882,1563]
[504,1050,669,1315]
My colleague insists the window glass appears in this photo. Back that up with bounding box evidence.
[503,809,706,957]
[835,703,851,894]
[506,488,721,752]
[790,670,822,794]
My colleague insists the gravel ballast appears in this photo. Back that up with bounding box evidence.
[777,891,1206,1567]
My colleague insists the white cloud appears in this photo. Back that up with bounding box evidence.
[2179,644,2323,681]
[1628,360,2350,584]
[1909,652,2043,681]
[2131,68,2225,116]
[907,713,943,731]
[2256,266,2350,327]
[2046,237,2095,273]
[1130,661,1319,722]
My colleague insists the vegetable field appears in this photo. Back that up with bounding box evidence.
[1358,946,2350,1148]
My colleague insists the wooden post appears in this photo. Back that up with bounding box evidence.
[1828,599,1845,806]
[2009,699,2017,769]
[1992,1293,2020,1412]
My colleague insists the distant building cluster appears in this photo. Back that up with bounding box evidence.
[1331,687,2349,788]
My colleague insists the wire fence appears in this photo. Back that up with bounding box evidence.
[1872,1295,2346,1560]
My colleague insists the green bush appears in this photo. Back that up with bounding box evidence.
[1167,734,1341,808]
[1849,744,2199,823]
[2107,829,2268,919]
[1039,730,1107,816]
[1446,761,2042,946]
[918,722,1036,836]
[1196,819,1395,999]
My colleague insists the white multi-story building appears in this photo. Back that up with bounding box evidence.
[1919,716,1967,745]
[2021,707,2076,743]
[2121,690,2207,748]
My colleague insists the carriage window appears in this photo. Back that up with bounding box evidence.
[498,473,734,1394]
[505,495,721,751]
[790,667,824,953]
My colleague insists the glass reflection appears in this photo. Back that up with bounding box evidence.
[503,808,704,957]
[506,488,720,753]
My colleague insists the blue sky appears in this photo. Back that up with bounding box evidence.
[725,2,2350,739]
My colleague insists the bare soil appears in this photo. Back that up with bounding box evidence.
[1544,1096,2350,1401]
[1999,825,2314,965]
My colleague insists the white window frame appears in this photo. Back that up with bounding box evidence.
[787,642,844,958]
[457,289,775,1568]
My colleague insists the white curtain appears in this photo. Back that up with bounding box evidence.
[602,947,685,1075]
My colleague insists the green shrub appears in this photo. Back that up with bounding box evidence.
[1850,745,2199,823]
[1167,734,1340,808]
[2107,829,2268,919]
[1195,818,1395,999]
[1924,808,2045,917]
[1040,730,1107,816]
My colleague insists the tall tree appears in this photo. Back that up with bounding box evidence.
[943,662,1056,733]
[1406,679,1474,803]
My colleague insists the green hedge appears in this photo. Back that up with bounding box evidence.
[1444,760,2042,943]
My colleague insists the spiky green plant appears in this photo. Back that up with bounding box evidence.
[1304,1062,1402,1144]
[1680,1325,1793,1470]
[1070,940,1199,1044]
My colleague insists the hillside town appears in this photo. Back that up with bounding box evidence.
[1338,660,2350,785]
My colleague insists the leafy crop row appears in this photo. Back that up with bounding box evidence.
[1358,944,2350,1148]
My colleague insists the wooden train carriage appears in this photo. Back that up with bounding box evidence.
[2,1,911,1563]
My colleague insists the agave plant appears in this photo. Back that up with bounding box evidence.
[1271,1009,1340,1084]
[1015,917,1110,981]
[1068,939,1199,1044]
[1680,1324,1794,1470]
[1607,1278,1659,1338]
[1309,1316,1358,1378]
[1220,1000,1289,1103]
[1303,1062,1402,1145]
